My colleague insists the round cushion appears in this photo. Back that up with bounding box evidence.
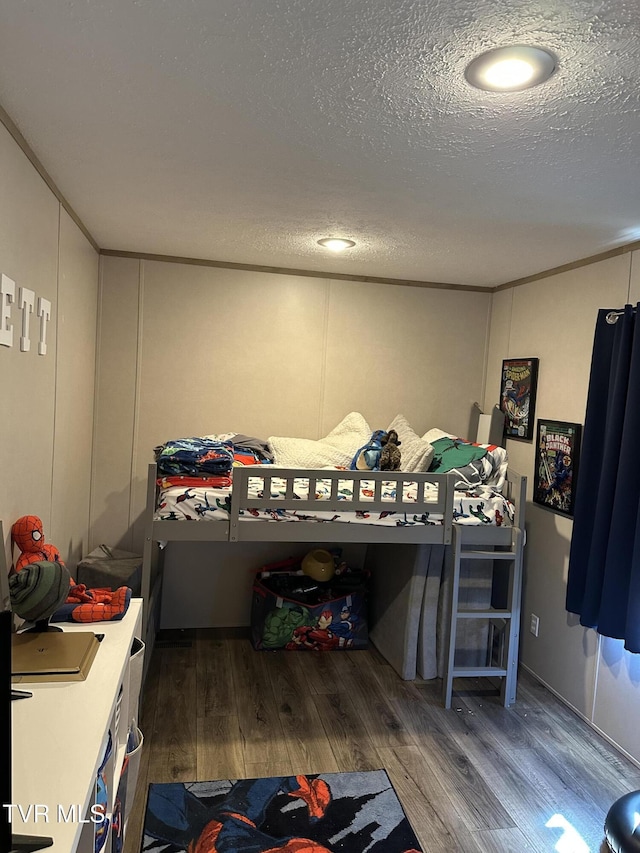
[605,790,640,853]
[8,560,71,622]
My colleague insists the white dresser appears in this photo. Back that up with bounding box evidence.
[11,599,144,853]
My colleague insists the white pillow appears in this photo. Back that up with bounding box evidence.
[386,414,434,473]
[322,411,372,451]
[268,412,371,469]
[422,427,454,444]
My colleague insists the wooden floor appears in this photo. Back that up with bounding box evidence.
[124,629,640,853]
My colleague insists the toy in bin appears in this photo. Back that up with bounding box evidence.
[301,548,334,582]
[251,549,369,651]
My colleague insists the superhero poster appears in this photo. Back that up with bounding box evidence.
[500,357,539,440]
[533,420,582,517]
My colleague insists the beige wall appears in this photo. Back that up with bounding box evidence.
[486,251,640,765]
[0,123,99,573]
[93,259,493,625]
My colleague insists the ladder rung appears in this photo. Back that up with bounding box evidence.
[456,609,512,618]
[460,550,516,560]
[452,666,508,677]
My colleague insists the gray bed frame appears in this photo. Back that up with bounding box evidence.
[140,461,527,684]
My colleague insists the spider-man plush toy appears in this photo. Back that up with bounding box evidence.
[11,515,131,623]
[11,514,65,572]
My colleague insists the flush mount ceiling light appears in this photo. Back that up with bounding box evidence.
[465,45,556,92]
[317,238,356,252]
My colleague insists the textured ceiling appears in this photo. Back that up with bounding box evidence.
[0,0,639,287]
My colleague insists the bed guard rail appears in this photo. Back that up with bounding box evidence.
[228,467,455,544]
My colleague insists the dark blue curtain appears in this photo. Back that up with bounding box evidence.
[566,303,640,653]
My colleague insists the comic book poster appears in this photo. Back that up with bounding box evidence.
[500,358,539,440]
[533,420,582,517]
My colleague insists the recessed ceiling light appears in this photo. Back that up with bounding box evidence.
[317,238,356,252]
[465,45,556,92]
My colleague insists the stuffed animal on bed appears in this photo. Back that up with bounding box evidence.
[380,429,402,471]
[350,429,387,471]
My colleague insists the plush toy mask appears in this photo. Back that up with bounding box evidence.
[11,514,64,572]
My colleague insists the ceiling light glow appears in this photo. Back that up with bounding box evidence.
[484,58,535,89]
[317,238,356,252]
[465,45,556,92]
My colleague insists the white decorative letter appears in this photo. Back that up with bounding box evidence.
[0,273,15,348]
[19,286,35,352]
[37,297,51,356]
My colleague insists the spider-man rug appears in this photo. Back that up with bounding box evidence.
[141,770,424,853]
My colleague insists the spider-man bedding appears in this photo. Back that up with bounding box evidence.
[154,470,513,528]
[151,432,514,529]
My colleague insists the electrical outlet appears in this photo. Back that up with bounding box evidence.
[530,613,540,637]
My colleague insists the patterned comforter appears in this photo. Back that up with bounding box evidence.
[155,473,514,528]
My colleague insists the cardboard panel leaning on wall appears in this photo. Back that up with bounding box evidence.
[51,208,99,570]
[0,122,59,548]
[323,281,492,438]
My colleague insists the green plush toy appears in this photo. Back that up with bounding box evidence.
[261,602,311,648]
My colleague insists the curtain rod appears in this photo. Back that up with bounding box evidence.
[606,307,637,324]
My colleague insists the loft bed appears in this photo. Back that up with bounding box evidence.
[140,457,527,683]
[141,465,456,649]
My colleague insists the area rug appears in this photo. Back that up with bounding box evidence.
[141,770,424,853]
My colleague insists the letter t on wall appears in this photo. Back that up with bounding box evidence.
[37,297,51,356]
[19,286,35,352]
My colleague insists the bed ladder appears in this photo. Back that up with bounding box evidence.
[442,524,524,709]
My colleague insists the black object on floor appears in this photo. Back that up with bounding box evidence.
[604,790,640,852]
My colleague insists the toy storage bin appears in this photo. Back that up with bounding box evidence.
[251,556,369,651]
